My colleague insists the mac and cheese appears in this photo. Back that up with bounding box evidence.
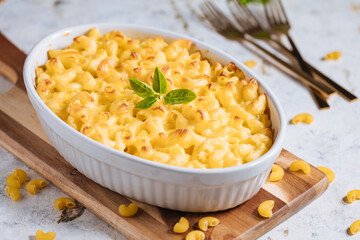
[35,28,273,169]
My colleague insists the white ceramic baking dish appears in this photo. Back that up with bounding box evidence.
[23,23,286,212]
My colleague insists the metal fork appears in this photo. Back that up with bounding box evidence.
[228,0,330,109]
[262,0,357,102]
[200,1,335,98]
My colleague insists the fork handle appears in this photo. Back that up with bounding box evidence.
[285,33,313,74]
[274,36,357,102]
[309,87,330,109]
[284,33,329,109]
[243,39,335,96]
[306,57,357,102]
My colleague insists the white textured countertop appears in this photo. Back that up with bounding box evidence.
[1,0,360,239]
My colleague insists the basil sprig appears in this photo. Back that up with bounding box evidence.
[129,67,196,109]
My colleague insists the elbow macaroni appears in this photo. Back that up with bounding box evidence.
[26,179,47,195]
[54,197,76,210]
[258,200,275,218]
[347,190,360,203]
[11,169,28,184]
[289,160,311,174]
[323,51,341,61]
[35,28,273,169]
[118,202,138,217]
[350,220,360,235]
[291,113,313,125]
[35,230,56,240]
[198,217,219,231]
[243,60,257,68]
[185,230,205,240]
[269,164,284,182]
[316,166,335,183]
[173,217,189,233]
[5,169,27,201]
[6,174,21,188]
[5,187,20,201]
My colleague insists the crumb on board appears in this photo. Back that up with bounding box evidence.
[63,32,70,37]
[322,51,341,61]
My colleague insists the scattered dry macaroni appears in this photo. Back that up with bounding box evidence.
[118,202,138,217]
[289,160,311,174]
[12,169,28,184]
[244,60,257,68]
[5,169,27,201]
[198,216,219,231]
[269,164,284,182]
[35,230,56,240]
[258,200,275,218]
[291,113,313,125]
[349,220,360,235]
[316,166,335,183]
[26,179,47,195]
[323,51,341,60]
[173,217,189,233]
[35,28,273,169]
[54,197,76,210]
[5,187,20,201]
[185,230,205,240]
[6,174,21,188]
[347,190,360,203]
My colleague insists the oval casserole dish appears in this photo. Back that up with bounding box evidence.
[23,23,286,212]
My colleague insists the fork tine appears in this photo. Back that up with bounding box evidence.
[201,0,245,38]
[207,1,230,24]
[235,1,261,30]
[229,1,254,30]
[263,0,275,26]
[251,6,271,29]
[268,0,279,24]
[241,3,262,30]
[244,2,270,29]
[201,0,235,34]
[270,0,284,24]
[275,0,289,24]
[200,2,225,31]
[270,0,284,25]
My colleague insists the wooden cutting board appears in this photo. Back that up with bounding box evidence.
[0,33,328,240]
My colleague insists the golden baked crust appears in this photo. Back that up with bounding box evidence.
[35,28,273,169]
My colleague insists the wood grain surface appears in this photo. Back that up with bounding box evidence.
[0,32,329,240]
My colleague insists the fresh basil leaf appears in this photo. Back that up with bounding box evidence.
[152,67,167,94]
[164,89,197,104]
[130,78,156,98]
[229,0,268,5]
[241,0,269,4]
[135,96,158,109]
